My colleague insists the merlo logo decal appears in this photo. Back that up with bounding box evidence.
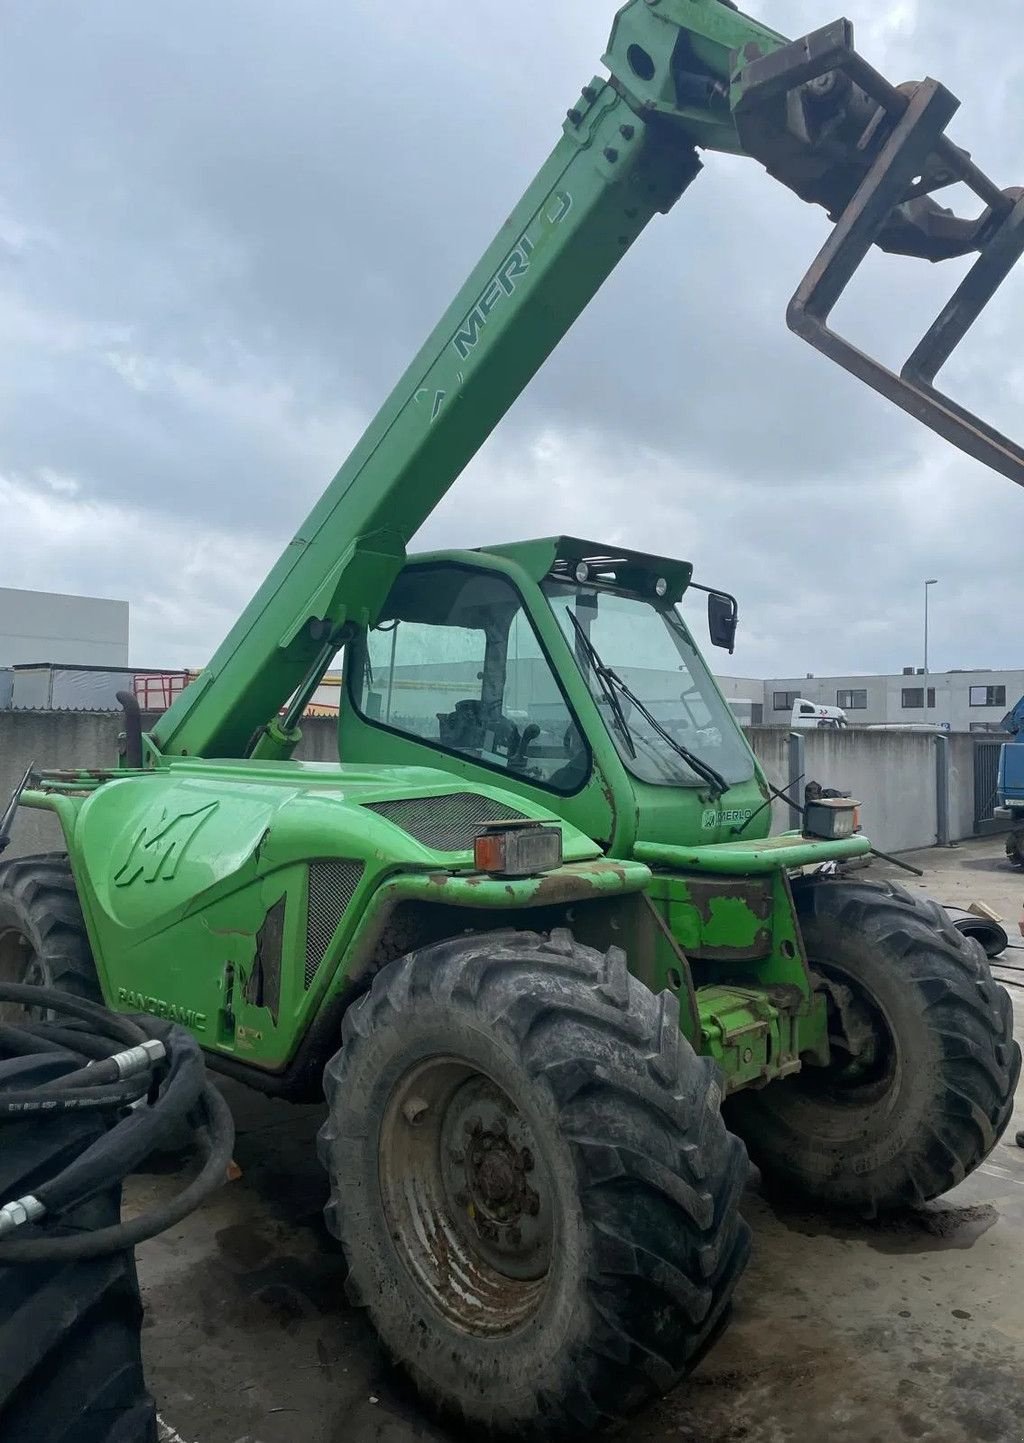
[114,802,219,886]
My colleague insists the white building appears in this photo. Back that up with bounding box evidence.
[714,675,766,727]
[755,669,1024,731]
[0,587,129,668]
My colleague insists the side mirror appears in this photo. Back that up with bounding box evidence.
[708,593,738,654]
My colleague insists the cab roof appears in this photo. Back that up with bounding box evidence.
[473,536,693,603]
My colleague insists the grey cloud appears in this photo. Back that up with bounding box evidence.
[1,0,1022,673]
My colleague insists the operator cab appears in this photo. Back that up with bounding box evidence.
[344,538,755,814]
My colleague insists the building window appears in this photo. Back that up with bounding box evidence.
[751,703,763,726]
[927,687,935,708]
[837,689,867,710]
[773,691,800,711]
[969,685,1006,708]
[902,688,924,709]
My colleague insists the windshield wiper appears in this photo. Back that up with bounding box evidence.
[566,612,728,797]
[607,671,728,798]
[566,612,637,760]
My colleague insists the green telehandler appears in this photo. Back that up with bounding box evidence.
[2,2,1022,1436]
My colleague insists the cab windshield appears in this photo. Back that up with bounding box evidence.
[543,579,754,789]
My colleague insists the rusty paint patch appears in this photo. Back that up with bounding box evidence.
[689,877,772,925]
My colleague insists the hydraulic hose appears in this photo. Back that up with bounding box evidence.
[0,982,235,1262]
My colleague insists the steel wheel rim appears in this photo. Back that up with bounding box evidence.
[797,962,901,1122]
[378,1056,553,1335]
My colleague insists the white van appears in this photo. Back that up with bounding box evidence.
[790,698,848,729]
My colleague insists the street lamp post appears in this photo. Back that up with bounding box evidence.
[924,579,938,718]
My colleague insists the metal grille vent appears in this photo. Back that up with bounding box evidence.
[364,793,527,850]
[305,860,364,989]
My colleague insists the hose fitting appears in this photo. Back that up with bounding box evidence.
[0,1195,45,1237]
[101,1039,167,1080]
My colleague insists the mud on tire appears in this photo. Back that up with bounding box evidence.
[726,878,1021,1215]
[318,927,750,1439]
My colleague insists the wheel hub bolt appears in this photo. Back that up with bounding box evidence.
[477,1153,516,1205]
[402,1097,429,1126]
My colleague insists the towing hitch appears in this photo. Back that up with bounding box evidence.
[735,19,1024,487]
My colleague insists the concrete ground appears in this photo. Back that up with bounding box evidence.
[140,836,1024,1443]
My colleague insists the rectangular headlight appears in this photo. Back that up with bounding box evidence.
[474,823,563,877]
[803,799,861,840]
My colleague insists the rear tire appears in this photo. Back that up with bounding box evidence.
[726,878,1020,1214]
[0,854,100,1020]
[0,1055,157,1443]
[318,928,750,1439]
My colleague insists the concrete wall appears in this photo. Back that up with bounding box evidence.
[0,711,124,858]
[0,587,129,667]
[747,727,943,854]
[949,732,977,842]
[0,712,342,860]
[0,710,977,863]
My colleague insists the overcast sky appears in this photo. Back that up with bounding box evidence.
[2,0,1022,679]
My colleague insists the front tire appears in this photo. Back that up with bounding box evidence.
[0,1055,156,1443]
[0,854,100,1020]
[726,878,1020,1215]
[318,928,750,1439]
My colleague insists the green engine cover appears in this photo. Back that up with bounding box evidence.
[27,759,644,1072]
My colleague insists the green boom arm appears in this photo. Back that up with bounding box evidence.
[150,0,1024,761]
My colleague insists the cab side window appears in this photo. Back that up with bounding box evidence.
[354,566,588,794]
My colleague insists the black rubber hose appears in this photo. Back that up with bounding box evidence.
[33,1025,205,1216]
[22,1024,121,1060]
[0,985,235,1261]
[0,983,146,1046]
[0,1080,151,1117]
[35,1056,130,1089]
[0,1023,63,1058]
[0,1083,234,1262]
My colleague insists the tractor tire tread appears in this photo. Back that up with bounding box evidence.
[727,877,1020,1213]
[0,1057,156,1443]
[320,928,749,1440]
[0,853,100,1003]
